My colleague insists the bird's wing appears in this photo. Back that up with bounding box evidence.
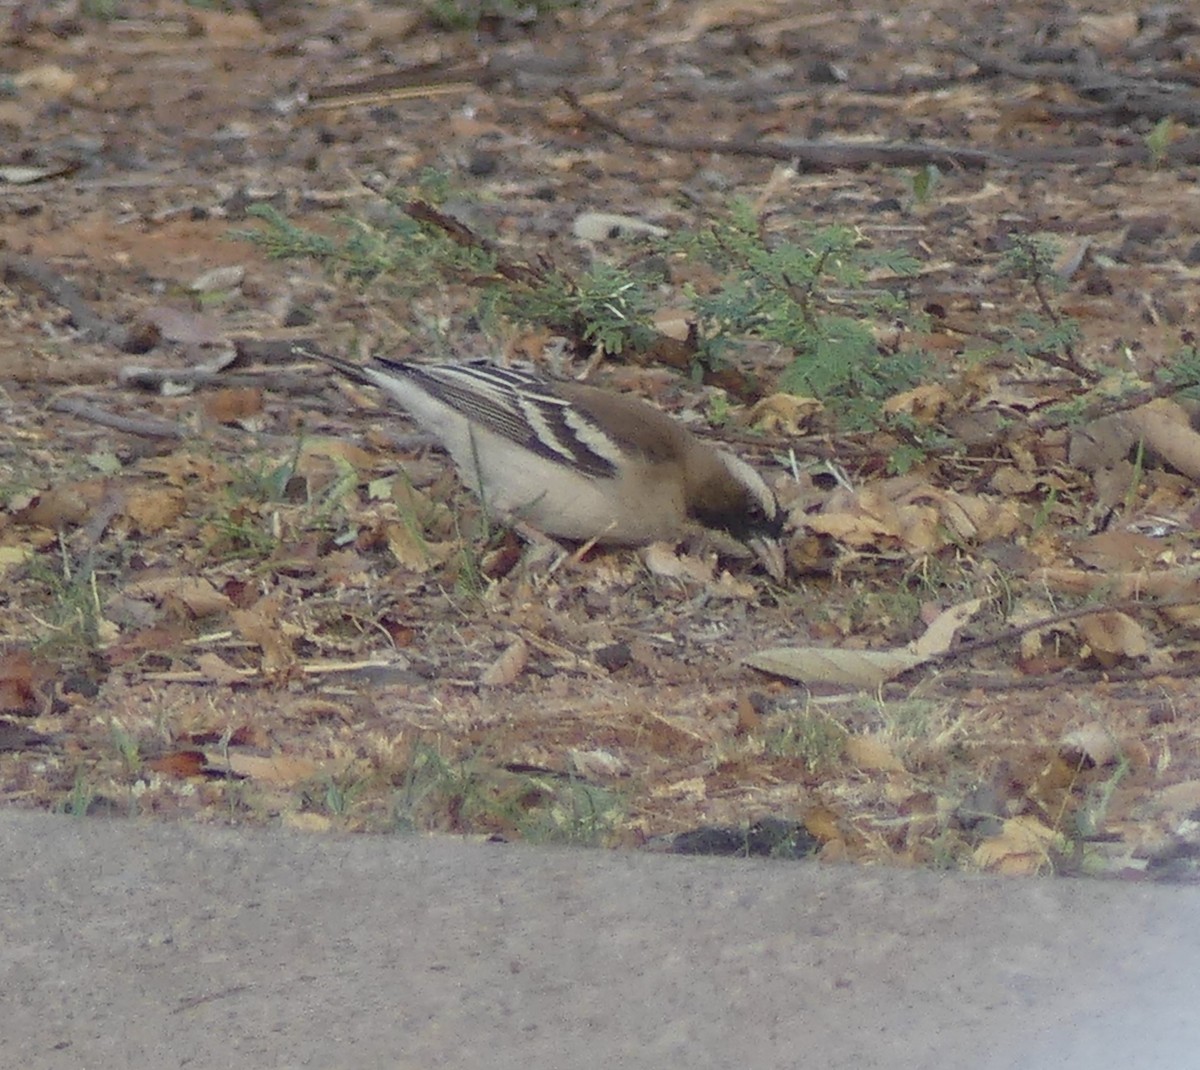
[376,358,621,479]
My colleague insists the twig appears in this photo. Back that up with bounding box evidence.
[560,89,1005,171]
[1027,377,1187,432]
[949,42,1200,125]
[1010,137,1200,167]
[1026,263,1097,381]
[1,252,150,352]
[1024,340,1099,382]
[142,659,395,683]
[49,397,184,439]
[565,86,1200,172]
[403,200,549,289]
[120,367,321,395]
[929,657,1200,692]
[894,597,1196,688]
[883,597,1200,692]
[306,66,481,110]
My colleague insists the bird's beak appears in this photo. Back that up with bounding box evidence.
[749,535,787,582]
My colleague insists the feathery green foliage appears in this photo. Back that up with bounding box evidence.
[239,187,933,428]
[669,200,927,427]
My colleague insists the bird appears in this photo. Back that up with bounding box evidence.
[308,348,783,557]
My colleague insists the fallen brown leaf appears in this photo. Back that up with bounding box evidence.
[203,750,321,786]
[481,637,529,687]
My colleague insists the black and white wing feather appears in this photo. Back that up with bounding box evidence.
[374,357,622,479]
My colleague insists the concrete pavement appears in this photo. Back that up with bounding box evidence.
[2,809,1197,1069]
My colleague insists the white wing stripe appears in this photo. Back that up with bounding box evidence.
[562,409,627,466]
[517,394,578,465]
[392,360,620,479]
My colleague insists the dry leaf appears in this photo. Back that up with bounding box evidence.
[480,637,529,687]
[1076,611,1151,667]
[747,599,979,687]
[1078,12,1140,51]
[650,776,708,801]
[651,307,693,341]
[804,507,902,548]
[655,0,789,43]
[572,212,668,241]
[205,751,320,785]
[15,478,109,528]
[1034,567,1200,600]
[974,816,1063,875]
[203,387,264,424]
[1124,399,1200,480]
[0,650,39,715]
[748,592,984,686]
[385,521,435,572]
[0,162,78,184]
[0,544,36,577]
[990,467,1039,495]
[145,750,207,777]
[569,748,629,779]
[231,600,296,673]
[1052,236,1092,279]
[1068,414,1135,473]
[710,570,758,600]
[641,543,716,584]
[194,652,251,684]
[882,384,954,422]
[748,392,824,435]
[806,479,1015,556]
[1071,531,1164,570]
[138,452,225,490]
[300,438,378,472]
[734,693,761,735]
[12,64,79,96]
[282,811,334,833]
[189,265,245,293]
[1071,399,1200,479]
[845,735,905,773]
[802,805,842,843]
[140,306,227,345]
[910,598,984,659]
[186,8,267,45]
[129,576,233,618]
[122,487,186,534]
[745,646,921,687]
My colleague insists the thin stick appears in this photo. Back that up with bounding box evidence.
[2,252,143,351]
[49,397,184,439]
[560,89,1003,171]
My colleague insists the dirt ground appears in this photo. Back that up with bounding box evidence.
[2,0,1200,879]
